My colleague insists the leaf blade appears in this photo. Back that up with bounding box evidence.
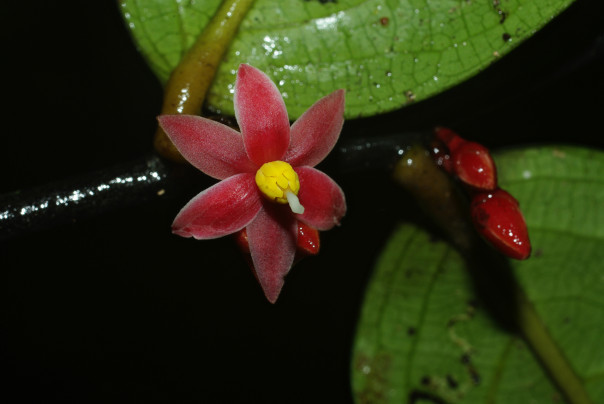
[120,0,576,119]
[352,224,562,403]
[352,146,604,403]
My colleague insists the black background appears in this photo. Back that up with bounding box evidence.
[1,1,603,403]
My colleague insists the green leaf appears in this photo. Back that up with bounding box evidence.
[120,0,574,119]
[352,146,604,403]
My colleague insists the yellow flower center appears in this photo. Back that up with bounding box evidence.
[255,161,304,214]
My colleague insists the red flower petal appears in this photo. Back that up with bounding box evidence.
[158,115,256,179]
[247,204,297,303]
[172,173,262,239]
[234,222,320,257]
[234,64,290,165]
[295,167,346,231]
[284,89,345,167]
[471,189,531,260]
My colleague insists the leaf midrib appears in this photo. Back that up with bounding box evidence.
[403,235,452,395]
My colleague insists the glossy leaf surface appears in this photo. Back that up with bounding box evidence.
[120,0,574,119]
[352,146,604,403]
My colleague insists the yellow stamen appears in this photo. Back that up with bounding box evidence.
[255,161,304,214]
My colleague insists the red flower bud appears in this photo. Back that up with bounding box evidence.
[435,127,464,151]
[471,189,531,260]
[234,228,252,254]
[452,141,497,191]
[295,221,321,256]
[434,127,497,191]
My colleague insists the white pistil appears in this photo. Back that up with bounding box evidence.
[285,191,305,214]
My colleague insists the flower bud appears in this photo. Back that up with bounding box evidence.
[471,189,531,260]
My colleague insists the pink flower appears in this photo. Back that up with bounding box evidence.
[158,64,346,303]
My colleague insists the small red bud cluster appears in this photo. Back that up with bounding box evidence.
[433,127,531,260]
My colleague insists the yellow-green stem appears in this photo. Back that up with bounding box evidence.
[154,0,256,162]
[516,288,593,404]
[392,144,475,252]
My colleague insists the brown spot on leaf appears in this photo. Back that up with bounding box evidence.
[492,0,507,23]
[409,390,448,404]
[498,11,507,23]
[354,353,392,404]
[404,90,416,103]
[552,149,567,158]
[470,367,481,385]
[446,374,459,389]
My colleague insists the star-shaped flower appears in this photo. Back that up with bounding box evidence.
[158,64,346,303]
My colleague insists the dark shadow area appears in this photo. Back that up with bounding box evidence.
[462,239,520,335]
[1,0,603,403]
